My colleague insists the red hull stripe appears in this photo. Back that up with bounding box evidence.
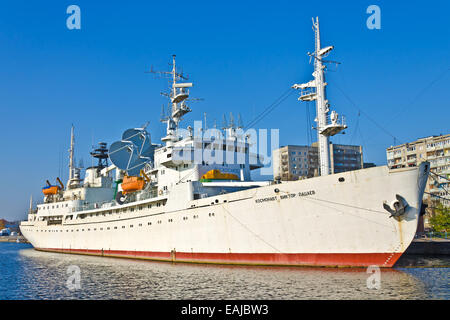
[36,248,403,267]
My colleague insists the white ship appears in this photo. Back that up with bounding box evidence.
[20,18,429,267]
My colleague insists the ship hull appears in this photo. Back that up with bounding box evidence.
[21,164,429,268]
[35,248,403,267]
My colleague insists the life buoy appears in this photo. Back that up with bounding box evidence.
[115,191,126,205]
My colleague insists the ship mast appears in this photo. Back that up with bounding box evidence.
[67,125,82,189]
[68,125,75,181]
[150,55,193,146]
[293,17,346,176]
[29,195,33,214]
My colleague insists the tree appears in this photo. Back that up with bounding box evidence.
[429,202,450,232]
[0,219,5,230]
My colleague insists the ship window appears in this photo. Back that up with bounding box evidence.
[139,223,142,227]
[107,227,110,230]
[148,222,151,225]
[130,225,133,228]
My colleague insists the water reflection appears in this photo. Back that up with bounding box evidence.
[2,245,443,300]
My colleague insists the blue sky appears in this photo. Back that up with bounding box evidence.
[0,0,449,221]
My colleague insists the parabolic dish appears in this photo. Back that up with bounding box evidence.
[109,140,148,176]
[122,128,152,157]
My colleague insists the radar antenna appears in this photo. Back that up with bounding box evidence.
[90,142,109,170]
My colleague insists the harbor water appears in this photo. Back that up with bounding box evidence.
[0,242,448,300]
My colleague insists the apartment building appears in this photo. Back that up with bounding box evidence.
[273,143,364,181]
[386,134,450,206]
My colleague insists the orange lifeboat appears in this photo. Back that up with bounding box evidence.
[41,178,64,196]
[42,185,60,195]
[121,175,146,195]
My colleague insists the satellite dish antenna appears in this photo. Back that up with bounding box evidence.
[108,127,156,176]
[122,128,152,157]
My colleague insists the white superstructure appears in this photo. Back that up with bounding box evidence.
[20,18,429,267]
